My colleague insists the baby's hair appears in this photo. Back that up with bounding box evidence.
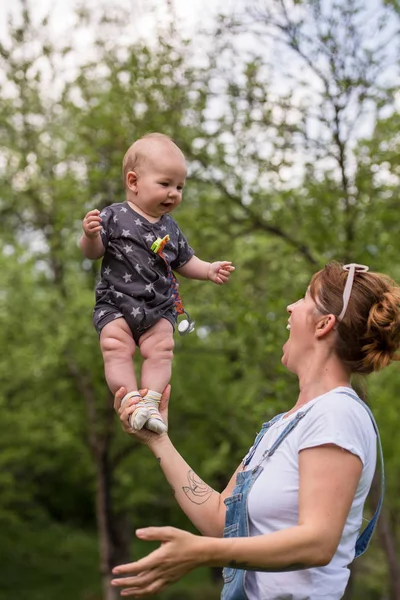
[122,133,179,187]
[310,261,400,375]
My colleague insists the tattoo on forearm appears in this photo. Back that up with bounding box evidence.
[182,470,214,504]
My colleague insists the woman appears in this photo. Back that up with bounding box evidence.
[111,262,400,599]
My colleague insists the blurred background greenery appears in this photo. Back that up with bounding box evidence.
[0,0,399,598]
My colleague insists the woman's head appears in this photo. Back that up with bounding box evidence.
[309,262,400,375]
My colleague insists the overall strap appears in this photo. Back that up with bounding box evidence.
[267,406,314,457]
[242,413,285,467]
[338,390,385,558]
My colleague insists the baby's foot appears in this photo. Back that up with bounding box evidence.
[146,405,168,435]
[121,392,149,431]
[142,391,168,434]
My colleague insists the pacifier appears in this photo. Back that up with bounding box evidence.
[177,311,195,335]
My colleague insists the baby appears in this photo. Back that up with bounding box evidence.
[80,133,234,434]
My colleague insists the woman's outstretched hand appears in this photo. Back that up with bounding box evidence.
[111,526,207,596]
[113,385,171,446]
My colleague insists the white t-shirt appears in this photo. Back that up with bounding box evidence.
[244,387,377,600]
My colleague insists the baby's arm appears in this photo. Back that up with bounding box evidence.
[80,209,106,260]
[176,256,235,284]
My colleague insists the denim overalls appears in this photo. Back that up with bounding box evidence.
[221,390,385,600]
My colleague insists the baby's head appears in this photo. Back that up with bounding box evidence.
[122,133,187,219]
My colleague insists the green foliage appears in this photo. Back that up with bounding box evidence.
[0,518,101,600]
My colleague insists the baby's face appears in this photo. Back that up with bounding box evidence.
[128,144,187,219]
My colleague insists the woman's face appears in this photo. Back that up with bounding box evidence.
[282,287,320,374]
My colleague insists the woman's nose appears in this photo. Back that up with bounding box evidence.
[287,299,300,313]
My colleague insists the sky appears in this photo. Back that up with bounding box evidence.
[0,0,238,42]
[1,0,398,177]
[0,0,241,104]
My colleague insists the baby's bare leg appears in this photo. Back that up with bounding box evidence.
[100,318,138,393]
[140,318,174,392]
[100,319,149,430]
[139,319,174,433]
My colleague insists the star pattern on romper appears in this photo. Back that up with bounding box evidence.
[122,229,131,237]
[98,310,106,318]
[131,307,141,317]
[123,273,132,283]
[176,228,179,236]
[104,266,111,275]
[148,257,155,265]
[144,233,154,243]
[145,283,155,293]
[134,218,143,226]
[100,211,107,217]
[100,227,105,235]
[113,215,118,223]
[179,239,186,248]
[169,242,176,249]
[115,252,123,260]
[123,244,133,254]
[114,290,123,298]
[114,312,123,319]
[120,207,128,213]
[160,225,167,232]
[135,263,143,273]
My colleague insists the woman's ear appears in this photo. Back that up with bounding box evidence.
[126,171,138,192]
[315,314,336,338]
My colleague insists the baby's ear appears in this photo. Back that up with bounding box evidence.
[126,170,138,191]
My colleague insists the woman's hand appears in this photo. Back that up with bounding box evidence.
[111,527,206,596]
[114,386,171,447]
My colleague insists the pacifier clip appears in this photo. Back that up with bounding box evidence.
[151,235,195,335]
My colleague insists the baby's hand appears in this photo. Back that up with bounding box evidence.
[83,209,102,239]
[208,261,235,285]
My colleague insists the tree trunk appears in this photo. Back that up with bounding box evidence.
[95,452,117,600]
[343,561,356,599]
[67,361,132,600]
[370,476,400,599]
[377,508,400,599]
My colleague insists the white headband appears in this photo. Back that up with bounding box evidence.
[337,263,369,322]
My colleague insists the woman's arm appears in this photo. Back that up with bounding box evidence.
[150,436,242,537]
[111,443,363,596]
[115,387,241,537]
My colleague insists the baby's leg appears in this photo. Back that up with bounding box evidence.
[100,319,149,430]
[139,319,174,434]
[140,319,174,391]
[100,318,137,393]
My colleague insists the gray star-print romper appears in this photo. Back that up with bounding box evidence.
[92,202,194,344]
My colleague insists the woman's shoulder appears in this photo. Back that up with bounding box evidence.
[296,388,377,462]
[312,388,375,426]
